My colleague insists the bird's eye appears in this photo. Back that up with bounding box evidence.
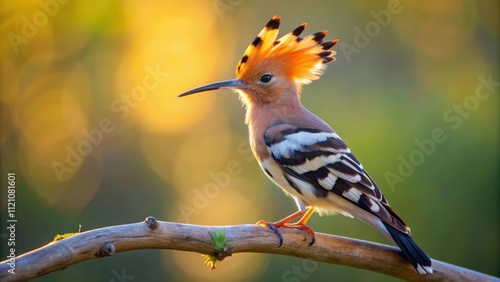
[259,73,273,83]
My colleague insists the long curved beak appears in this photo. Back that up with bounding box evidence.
[178,79,247,97]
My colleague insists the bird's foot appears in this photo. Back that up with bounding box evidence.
[256,220,284,247]
[256,220,316,247]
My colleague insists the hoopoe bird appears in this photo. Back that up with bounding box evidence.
[179,16,433,274]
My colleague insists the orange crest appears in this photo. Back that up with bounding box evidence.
[236,16,339,85]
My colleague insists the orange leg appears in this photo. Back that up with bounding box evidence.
[256,210,305,227]
[297,206,315,225]
[256,207,316,247]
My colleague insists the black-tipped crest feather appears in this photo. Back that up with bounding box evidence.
[235,17,339,85]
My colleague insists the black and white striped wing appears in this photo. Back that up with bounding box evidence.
[264,124,408,233]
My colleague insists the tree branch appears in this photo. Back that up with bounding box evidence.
[0,217,497,281]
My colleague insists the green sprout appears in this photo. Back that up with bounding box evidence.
[202,230,230,271]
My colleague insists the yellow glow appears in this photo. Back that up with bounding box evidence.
[10,65,103,210]
[165,182,268,280]
[20,148,103,212]
[17,87,87,162]
[1,2,497,279]
[392,0,476,55]
[415,48,487,98]
[414,20,473,59]
[0,59,15,144]
[116,0,232,134]
[174,179,261,224]
[71,0,114,31]
[170,117,232,192]
[412,0,464,13]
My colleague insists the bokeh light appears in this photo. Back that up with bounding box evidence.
[0,1,498,281]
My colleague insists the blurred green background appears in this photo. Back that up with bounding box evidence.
[1,0,498,281]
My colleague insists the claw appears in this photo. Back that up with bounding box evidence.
[266,222,284,247]
[283,222,316,247]
[301,224,316,247]
[256,208,316,247]
[308,235,316,247]
[256,220,315,247]
[256,220,284,247]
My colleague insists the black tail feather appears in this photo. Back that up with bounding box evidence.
[383,222,433,274]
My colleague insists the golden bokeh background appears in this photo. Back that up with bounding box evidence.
[0,0,498,281]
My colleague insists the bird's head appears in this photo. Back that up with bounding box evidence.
[179,16,338,106]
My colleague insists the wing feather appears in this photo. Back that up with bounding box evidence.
[265,124,407,233]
